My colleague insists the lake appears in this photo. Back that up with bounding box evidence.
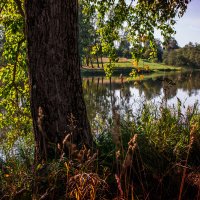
[82,70,200,131]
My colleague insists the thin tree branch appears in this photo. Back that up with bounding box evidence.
[128,0,135,9]
[12,38,25,85]
[39,187,55,200]
[14,0,25,18]
[0,2,6,15]
[15,188,28,197]
[0,194,9,200]
[11,38,25,105]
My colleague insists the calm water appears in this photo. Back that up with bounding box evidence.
[1,71,199,158]
[82,70,200,128]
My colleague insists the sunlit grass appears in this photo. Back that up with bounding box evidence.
[82,58,183,77]
[88,58,182,70]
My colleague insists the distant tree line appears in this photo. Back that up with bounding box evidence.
[116,37,132,59]
[163,42,200,68]
[141,37,200,69]
[142,38,164,63]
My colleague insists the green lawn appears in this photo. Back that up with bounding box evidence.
[89,58,182,70]
[81,59,183,76]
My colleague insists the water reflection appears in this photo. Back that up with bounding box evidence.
[82,71,200,131]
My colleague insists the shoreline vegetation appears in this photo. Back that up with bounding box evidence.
[0,102,200,199]
[80,58,194,77]
[1,58,200,198]
[1,61,200,199]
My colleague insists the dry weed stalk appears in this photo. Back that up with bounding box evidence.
[67,172,108,200]
[59,132,107,200]
[123,134,138,171]
[114,134,138,200]
[115,174,124,200]
[61,134,98,171]
[187,171,200,199]
[178,125,197,200]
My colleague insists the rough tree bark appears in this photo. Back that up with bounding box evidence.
[25,0,93,163]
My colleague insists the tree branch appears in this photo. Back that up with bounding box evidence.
[14,0,25,18]
[12,38,25,85]
[12,38,25,105]
[128,0,135,9]
[0,2,6,15]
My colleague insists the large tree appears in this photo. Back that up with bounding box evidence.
[0,0,191,197]
[25,0,93,162]
[0,0,191,157]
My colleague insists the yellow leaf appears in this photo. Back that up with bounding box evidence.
[4,174,10,177]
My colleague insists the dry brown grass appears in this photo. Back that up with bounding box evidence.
[178,125,198,200]
[67,172,108,200]
[101,57,129,63]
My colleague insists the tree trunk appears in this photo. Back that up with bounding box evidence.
[101,54,104,68]
[25,0,93,163]
[86,55,90,67]
[90,56,94,68]
[96,54,100,68]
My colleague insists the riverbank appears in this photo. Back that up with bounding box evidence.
[1,103,200,199]
[81,59,183,76]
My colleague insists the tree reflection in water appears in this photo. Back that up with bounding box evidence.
[82,71,200,134]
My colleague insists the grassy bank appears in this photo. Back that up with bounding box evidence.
[81,59,183,77]
[0,103,200,199]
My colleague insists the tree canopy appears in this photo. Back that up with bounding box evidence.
[0,0,192,148]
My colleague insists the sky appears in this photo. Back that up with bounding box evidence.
[167,0,200,47]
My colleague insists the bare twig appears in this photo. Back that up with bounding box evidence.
[15,188,28,197]
[0,194,10,200]
[39,187,55,200]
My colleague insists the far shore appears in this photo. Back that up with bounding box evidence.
[81,59,187,77]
